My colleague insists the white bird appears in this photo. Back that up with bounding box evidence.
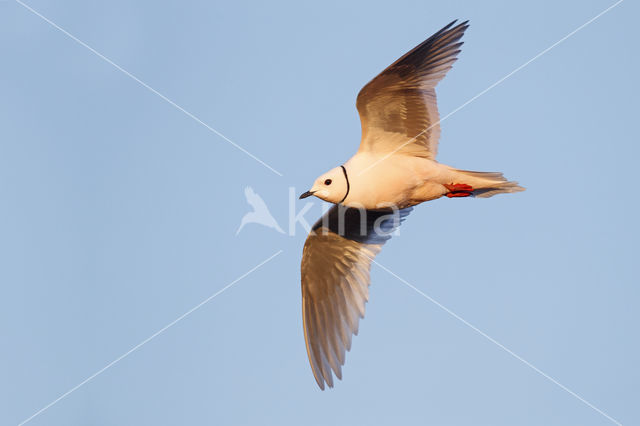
[299,20,524,390]
[236,186,284,235]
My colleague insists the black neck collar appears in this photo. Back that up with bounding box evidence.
[339,165,350,204]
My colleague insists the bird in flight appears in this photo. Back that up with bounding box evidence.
[299,20,524,390]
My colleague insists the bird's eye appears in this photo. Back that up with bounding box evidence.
[324,179,332,185]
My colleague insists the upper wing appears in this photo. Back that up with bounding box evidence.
[356,20,468,159]
[301,205,411,389]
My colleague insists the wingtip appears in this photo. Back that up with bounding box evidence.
[436,20,469,40]
[446,19,469,27]
[455,20,470,31]
[449,20,469,34]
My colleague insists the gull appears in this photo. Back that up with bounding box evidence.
[299,20,524,390]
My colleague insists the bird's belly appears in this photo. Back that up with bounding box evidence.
[343,158,428,209]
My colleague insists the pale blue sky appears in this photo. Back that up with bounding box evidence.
[1,0,638,425]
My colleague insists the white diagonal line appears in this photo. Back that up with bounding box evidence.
[358,0,624,177]
[17,249,283,426]
[370,257,622,426]
[14,0,283,177]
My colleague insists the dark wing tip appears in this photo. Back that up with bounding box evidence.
[443,19,458,30]
[447,20,470,39]
[449,19,470,36]
[443,19,469,32]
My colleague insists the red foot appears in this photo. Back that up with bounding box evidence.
[446,191,471,198]
[445,183,473,198]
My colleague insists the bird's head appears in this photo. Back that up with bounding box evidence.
[300,166,349,204]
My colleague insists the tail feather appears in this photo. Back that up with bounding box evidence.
[454,169,525,198]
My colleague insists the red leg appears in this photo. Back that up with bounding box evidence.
[445,183,473,198]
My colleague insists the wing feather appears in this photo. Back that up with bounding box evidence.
[356,20,469,159]
[301,205,412,389]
